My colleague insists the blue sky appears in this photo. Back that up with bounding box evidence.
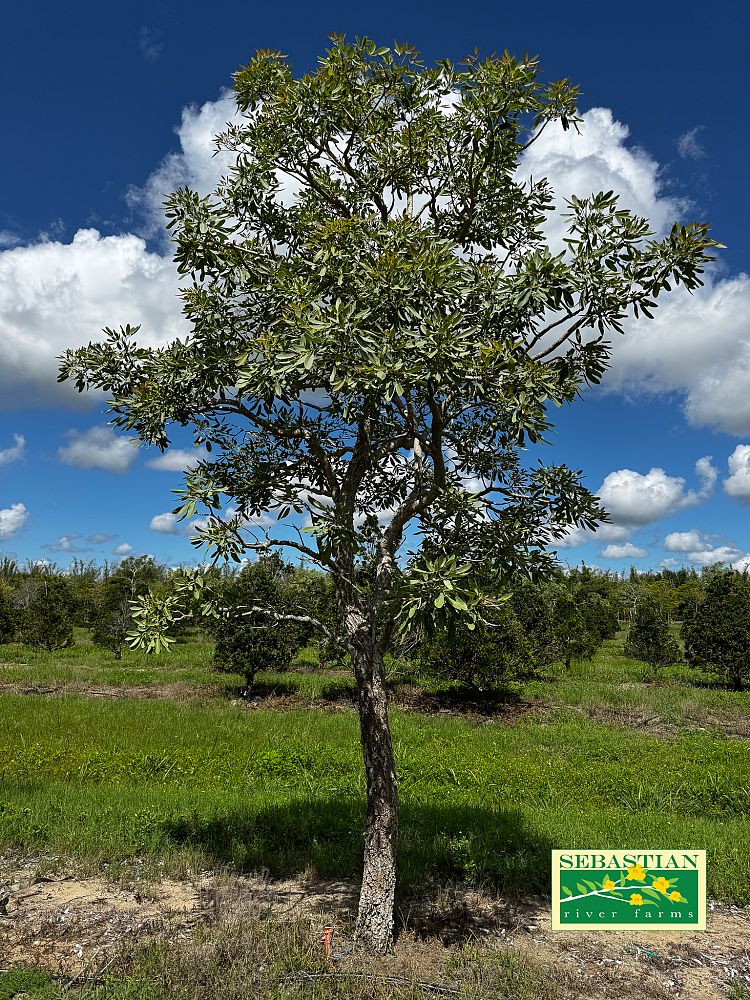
[1,0,750,571]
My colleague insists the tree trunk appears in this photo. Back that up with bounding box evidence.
[351,640,399,953]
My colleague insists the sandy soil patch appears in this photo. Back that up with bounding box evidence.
[1,860,747,998]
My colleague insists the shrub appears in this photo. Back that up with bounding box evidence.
[212,554,307,690]
[91,577,133,659]
[511,580,559,668]
[683,569,750,690]
[624,598,681,672]
[0,585,16,643]
[215,622,303,689]
[550,592,597,671]
[15,575,74,650]
[577,591,619,642]
[419,603,536,693]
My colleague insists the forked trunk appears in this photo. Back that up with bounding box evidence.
[351,640,398,953]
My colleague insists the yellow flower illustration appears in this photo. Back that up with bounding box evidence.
[626,863,647,881]
[629,893,643,906]
[669,891,681,902]
[602,877,617,891]
[652,876,671,893]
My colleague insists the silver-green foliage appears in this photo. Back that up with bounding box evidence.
[58,37,720,648]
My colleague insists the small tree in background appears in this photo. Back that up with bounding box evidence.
[646,578,681,622]
[676,576,705,623]
[419,601,536,693]
[624,598,681,673]
[213,554,307,690]
[16,575,74,651]
[0,586,15,643]
[115,555,167,599]
[91,576,133,659]
[683,569,750,690]
[551,591,597,671]
[511,578,560,668]
[67,559,102,628]
[577,590,619,643]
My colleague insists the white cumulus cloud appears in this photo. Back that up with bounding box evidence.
[0,229,186,409]
[724,445,750,503]
[601,542,647,559]
[127,93,239,237]
[0,503,28,540]
[521,108,684,248]
[146,448,208,472]
[522,109,750,435]
[555,522,631,549]
[597,457,716,526]
[42,534,88,553]
[663,528,749,567]
[0,434,25,465]
[113,542,133,556]
[58,426,140,473]
[149,512,181,534]
[606,274,750,435]
[663,530,706,553]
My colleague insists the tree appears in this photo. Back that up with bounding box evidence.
[67,559,102,627]
[0,587,15,643]
[419,600,536,692]
[91,576,133,659]
[511,578,559,667]
[675,575,704,623]
[624,598,681,673]
[577,589,619,644]
[550,591,597,671]
[683,570,750,690]
[59,38,720,950]
[645,578,680,621]
[115,555,166,599]
[16,575,74,651]
[212,554,307,689]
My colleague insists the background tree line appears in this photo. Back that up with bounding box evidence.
[1,554,747,691]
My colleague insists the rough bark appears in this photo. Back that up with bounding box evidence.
[350,637,399,952]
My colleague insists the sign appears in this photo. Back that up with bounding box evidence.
[551,850,706,930]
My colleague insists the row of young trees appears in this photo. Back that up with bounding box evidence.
[212,557,750,692]
[0,555,169,656]
[2,554,745,690]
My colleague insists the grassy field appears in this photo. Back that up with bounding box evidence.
[3,631,749,733]
[1,671,748,900]
[1,630,749,998]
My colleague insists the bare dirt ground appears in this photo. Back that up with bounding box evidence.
[1,858,747,999]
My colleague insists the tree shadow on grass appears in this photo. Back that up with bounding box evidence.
[317,680,357,702]
[392,684,526,719]
[218,679,301,701]
[162,796,553,903]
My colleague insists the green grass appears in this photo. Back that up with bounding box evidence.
[0,634,244,693]
[1,692,748,902]
[519,636,750,731]
[2,629,749,737]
